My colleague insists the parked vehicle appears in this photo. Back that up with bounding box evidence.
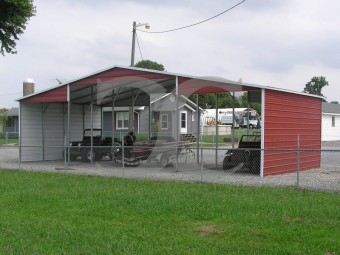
[220,115,240,128]
[64,131,194,166]
[112,136,194,167]
[223,134,261,173]
[240,116,259,129]
[202,108,260,129]
[65,129,113,161]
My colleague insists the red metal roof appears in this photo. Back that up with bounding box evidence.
[19,66,323,105]
[19,66,262,104]
[21,86,67,103]
[72,67,174,87]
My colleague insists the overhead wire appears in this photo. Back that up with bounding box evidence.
[0,92,21,97]
[137,0,246,34]
[135,32,144,61]
[133,0,246,62]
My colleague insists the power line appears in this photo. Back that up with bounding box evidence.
[0,92,21,97]
[135,31,144,61]
[137,0,246,34]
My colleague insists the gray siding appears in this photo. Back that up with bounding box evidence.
[69,104,84,141]
[4,117,19,133]
[152,95,178,137]
[139,107,150,134]
[84,105,101,130]
[43,103,64,160]
[21,103,65,161]
[102,99,199,138]
[103,111,139,134]
[20,102,102,162]
[68,104,101,142]
[101,95,198,139]
[185,108,198,136]
[154,110,173,137]
[20,103,43,161]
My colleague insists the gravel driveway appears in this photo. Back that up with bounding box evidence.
[1,144,339,193]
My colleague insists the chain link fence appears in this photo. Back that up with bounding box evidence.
[1,142,339,193]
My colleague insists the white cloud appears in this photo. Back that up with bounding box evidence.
[1,0,340,107]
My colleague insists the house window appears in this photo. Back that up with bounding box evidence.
[161,114,168,129]
[181,112,187,128]
[332,116,335,127]
[116,112,129,129]
[6,117,14,127]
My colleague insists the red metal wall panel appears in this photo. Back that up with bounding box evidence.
[22,86,67,103]
[263,89,322,176]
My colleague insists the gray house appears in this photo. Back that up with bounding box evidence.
[103,93,199,139]
[4,107,19,133]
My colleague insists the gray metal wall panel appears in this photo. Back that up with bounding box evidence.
[20,103,43,161]
[43,103,64,160]
[20,103,103,162]
[69,104,84,141]
[84,105,101,129]
[68,104,101,142]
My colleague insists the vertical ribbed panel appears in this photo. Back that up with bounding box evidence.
[263,90,322,175]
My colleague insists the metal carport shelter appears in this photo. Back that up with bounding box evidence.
[18,65,323,176]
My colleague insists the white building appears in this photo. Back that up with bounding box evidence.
[322,102,340,141]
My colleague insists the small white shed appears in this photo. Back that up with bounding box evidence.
[322,102,340,141]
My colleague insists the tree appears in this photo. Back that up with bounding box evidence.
[189,93,240,109]
[303,76,329,97]
[218,93,239,108]
[330,101,339,104]
[239,92,249,107]
[0,0,36,55]
[134,59,165,71]
[238,92,261,115]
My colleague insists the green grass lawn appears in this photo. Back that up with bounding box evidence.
[192,129,258,147]
[0,139,18,145]
[0,170,339,255]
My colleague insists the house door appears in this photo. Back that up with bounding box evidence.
[180,111,187,134]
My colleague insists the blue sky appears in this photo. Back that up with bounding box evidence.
[1,0,340,108]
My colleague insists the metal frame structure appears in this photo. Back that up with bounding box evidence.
[18,65,323,176]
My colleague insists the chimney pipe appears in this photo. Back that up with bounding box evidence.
[23,78,35,96]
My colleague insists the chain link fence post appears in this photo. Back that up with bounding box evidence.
[64,136,67,169]
[122,139,125,177]
[18,145,21,170]
[297,134,300,187]
[200,145,203,182]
